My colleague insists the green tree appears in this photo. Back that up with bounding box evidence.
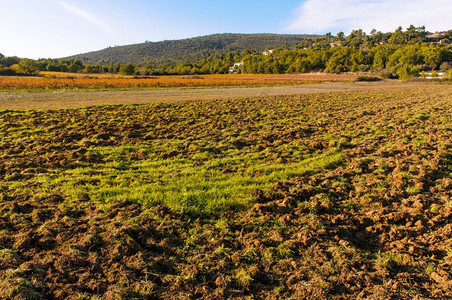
[399,44,422,65]
[325,32,332,42]
[1,56,20,67]
[347,29,366,48]
[336,31,345,43]
[406,25,416,41]
[84,65,100,73]
[325,47,356,73]
[68,59,84,73]
[371,46,390,69]
[119,64,135,75]
[19,58,40,75]
[422,44,444,69]
[388,27,407,44]
[108,62,121,73]
[396,65,419,79]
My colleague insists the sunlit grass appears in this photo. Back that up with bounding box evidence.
[37,147,342,215]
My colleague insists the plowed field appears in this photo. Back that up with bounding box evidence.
[0,84,451,299]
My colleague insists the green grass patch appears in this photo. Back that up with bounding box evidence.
[37,148,342,216]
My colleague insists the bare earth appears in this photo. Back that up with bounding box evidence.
[0,85,451,298]
[0,81,431,110]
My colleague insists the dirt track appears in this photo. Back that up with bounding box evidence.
[0,81,428,109]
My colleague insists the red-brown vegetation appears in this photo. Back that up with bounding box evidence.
[0,73,358,90]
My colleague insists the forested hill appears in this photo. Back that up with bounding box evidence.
[66,33,317,65]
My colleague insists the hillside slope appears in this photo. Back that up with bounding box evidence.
[66,33,316,65]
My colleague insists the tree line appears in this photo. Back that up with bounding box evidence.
[1,26,451,79]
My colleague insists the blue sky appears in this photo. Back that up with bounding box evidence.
[1,0,451,59]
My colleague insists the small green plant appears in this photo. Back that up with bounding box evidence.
[234,268,253,288]
[429,204,440,214]
[413,113,429,121]
[213,246,230,258]
[425,263,436,275]
[0,277,43,300]
[0,249,21,265]
[277,241,294,258]
[407,185,422,195]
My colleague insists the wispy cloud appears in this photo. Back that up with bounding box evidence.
[286,0,452,34]
[57,1,112,34]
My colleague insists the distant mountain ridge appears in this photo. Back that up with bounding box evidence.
[66,33,317,65]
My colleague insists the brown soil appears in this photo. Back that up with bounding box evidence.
[0,81,426,110]
[0,84,451,299]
